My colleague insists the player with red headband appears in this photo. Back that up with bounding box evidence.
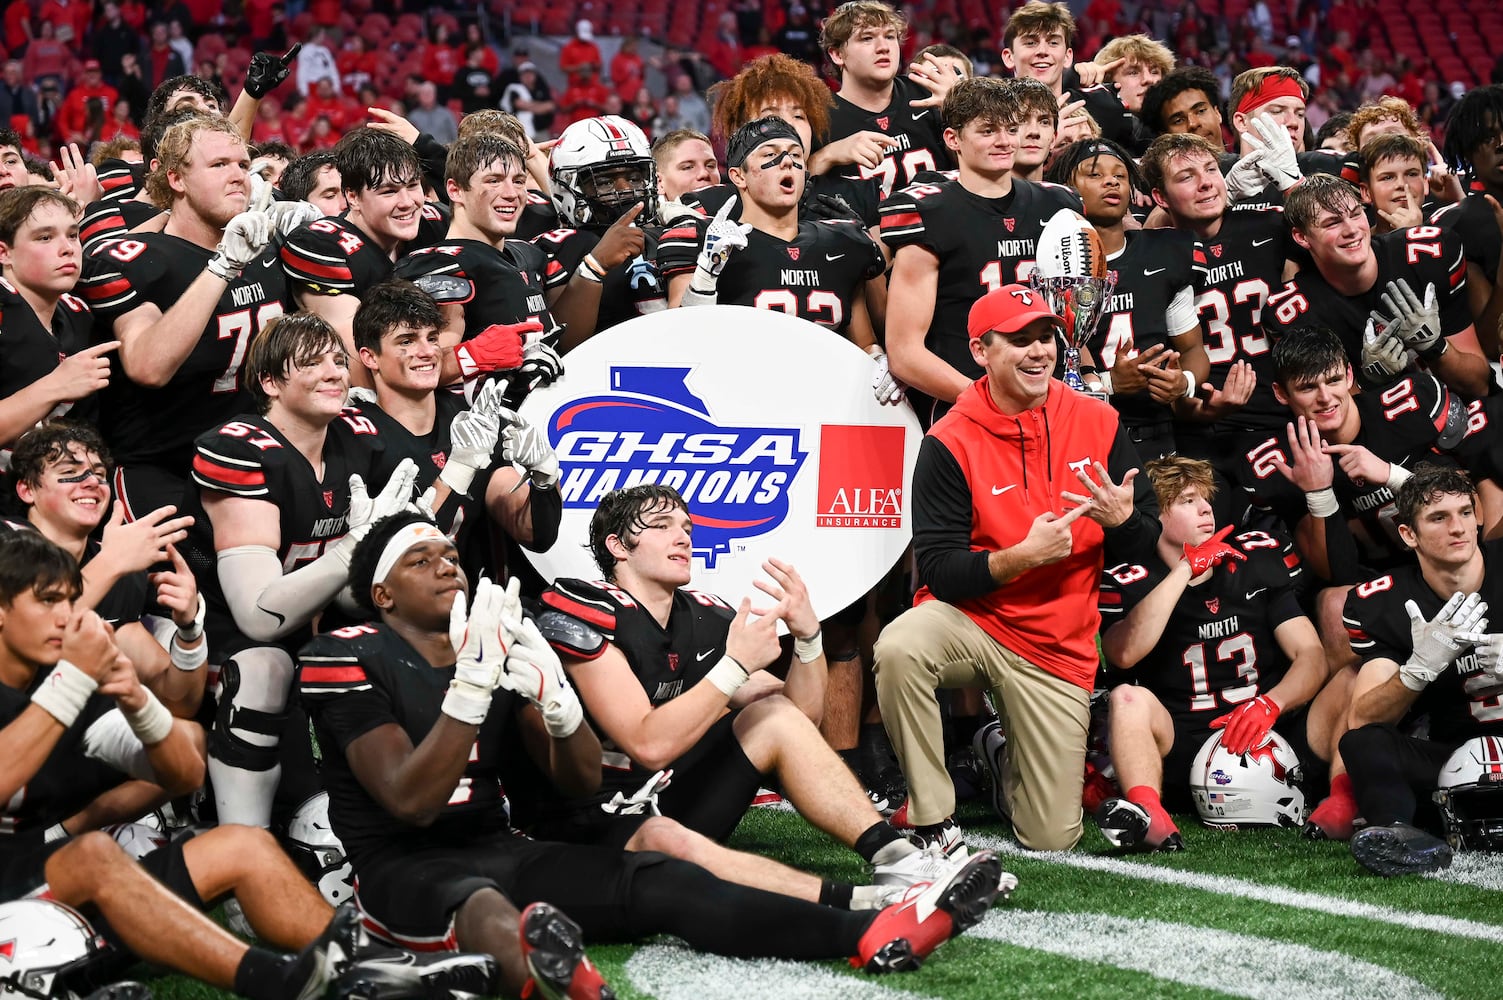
[1222,68,1348,206]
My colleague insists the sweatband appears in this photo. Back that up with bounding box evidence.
[706,655,749,697]
[1235,76,1306,117]
[726,116,803,168]
[794,629,824,663]
[171,633,208,672]
[44,823,69,843]
[123,688,174,745]
[1386,464,1413,490]
[31,660,98,728]
[1305,488,1340,518]
[374,522,449,584]
[1182,369,1197,398]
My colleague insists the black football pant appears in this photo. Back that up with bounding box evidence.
[1340,723,1454,828]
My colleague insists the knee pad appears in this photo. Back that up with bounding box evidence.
[210,648,294,772]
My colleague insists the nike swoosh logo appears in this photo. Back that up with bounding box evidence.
[991,485,1015,496]
[696,649,715,661]
[913,110,930,119]
[262,256,277,267]
[255,603,286,627]
[1246,588,1267,599]
[826,253,846,261]
[1252,239,1274,247]
[1144,268,1165,276]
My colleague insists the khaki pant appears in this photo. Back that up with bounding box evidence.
[873,600,1090,851]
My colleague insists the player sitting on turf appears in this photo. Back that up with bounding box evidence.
[535,484,985,905]
[1095,456,1344,851]
[298,511,1009,994]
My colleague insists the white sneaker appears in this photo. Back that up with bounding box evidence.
[873,843,971,888]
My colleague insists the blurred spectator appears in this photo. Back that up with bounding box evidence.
[338,34,378,94]
[453,44,499,115]
[115,52,150,123]
[60,62,119,147]
[1248,0,1273,43]
[419,22,462,96]
[9,115,41,156]
[705,13,744,81]
[652,94,687,135]
[745,26,780,64]
[118,0,147,30]
[304,77,358,131]
[23,23,72,87]
[0,62,38,131]
[627,85,658,133]
[3,1,32,56]
[93,3,140,85]
[252,95,290,145]
[408,80,458,143]
[774,4,821,67]
[302,113,340,151]
[144,21,187,89]
[559,68,612,129]
[244,0,278,46]
[560,19,603,80]
[296,26,341,96]
[611,36,645,103]
[40,0,92,47]
[101,98,140,143]
[167,20,196,73]
[195,58,226,101]
[462,23,501,75]
[501,62,552,138]
[669,73,711,135]
[34,79,62,141]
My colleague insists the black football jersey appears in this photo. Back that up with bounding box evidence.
[1433,194,1502,292]
[393,237,562,347]
[78,233,290,470]
[94,157,143,203]
[879,176,1082,381]
[280,205,449,297]
[186,411,383,654]
[0,523,146,628]
[539,577,735,798]
[1264,226,1472,384]
[351,395,489,545]
[0,278,98,428]
[1238,373,1468,570]
[658,218,884,335]
[823,77,953,199]
[533,225,669,332]
[79,198,162,253]
[298,622,517,867]
[1099,530,1304,729]
[1343,542,1503,743]
[1086,228,1207,431]
[680,174,882,230]
[516,189,563,241]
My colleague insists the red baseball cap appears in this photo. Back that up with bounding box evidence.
[967,284,1064,341]
[83,59,102,71]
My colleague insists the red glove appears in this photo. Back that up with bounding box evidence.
[1182,525,1247,576]
[453,319,544,379]
[1211,694,1280,754]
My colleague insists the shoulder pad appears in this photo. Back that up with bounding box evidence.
[542,578,625,632]
[535,610,607,660]
[191,419,282,497]
[412,273,476,304]
[298,626,377,697]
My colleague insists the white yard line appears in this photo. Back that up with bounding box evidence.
[1428,851,1503,892]
[970,832,1503,942]
[625,943,929,1000]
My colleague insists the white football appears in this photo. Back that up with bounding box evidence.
[104,821,169,860]
[1033,208,1107,280]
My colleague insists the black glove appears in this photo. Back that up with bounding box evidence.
[245,44,301,99]
[803,192,861,223]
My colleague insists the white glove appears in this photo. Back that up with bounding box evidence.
[497,407,559,489]
[690,197,752,293]
[1464,633,1503,698]
[346,386,378,405]
[500,616,584,738]
[442,577,517,725]
[1374,278,1443,357]
[1224,149,1269,202]
[519,339,564,389]
[265,200,322,237]
[1240,112,1301,192]
[207,211,273,281]
[439,381,505,497]
[601,768,674,816]
[1360,318,1409,383]
[337,458,419,557]
[248,157,277,213]
[1401,592,1489,692]
[870,351,904,404]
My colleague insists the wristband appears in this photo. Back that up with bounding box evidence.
[1386,464,1413,490]
[31,660,98,728]
[705,655,748,697]
[573,259,603,284]
[170,632,208,672]
[205,255,241,283]
[1095,370,1114,395]
[1419,339,1450,363]
[438,459,478,498]
[44,823,69,844]
[793,629,824,663]
[441,679,493,726]
[1305,487,1340,518]
[176,594,206,642]
[583,253,608,277]
[123,688,174,746]
[1182,370,1197,398]
[1399,660,1433,692]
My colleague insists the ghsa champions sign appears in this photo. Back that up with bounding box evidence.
[517,306,922,620]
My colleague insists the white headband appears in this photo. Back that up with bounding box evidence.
[374,522,449,584]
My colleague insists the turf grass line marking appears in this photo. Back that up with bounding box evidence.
[1428,852,1503,892]
[969,833,1503,942]
[970,910,1444,1000]
[625,942,932,1000]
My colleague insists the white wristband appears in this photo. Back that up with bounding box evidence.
[574,259,603,284]
[438,459,479,498]
[1386,464,1413,490]
[176,594,206,642]
[793,629,824,663]
[123,688,173,746]
[1305,488,1340,518]
[170,633,208,672]
[1095,370,1114,395]
[44,823,69,843]
[31,660,98,728]
[705,655,748,697]
[1182,369,1197,398]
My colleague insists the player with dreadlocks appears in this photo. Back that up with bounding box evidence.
[1435,85,1503,357]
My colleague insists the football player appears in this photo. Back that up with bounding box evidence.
[184,312,417,828]
[0,128,31,191]
[1341,465,1503,875]
[280,127,448,387]
[78,113,289,518]
[1436,85,1503,357]
[1007,77,1065,185]
[1140,66,1229,153]
[1091,35,1173,119]
[1222,68,1353,206]
[453,108,562,242]
[652,128,720,204]
[1095,457,1342,851]
[299,511,1008,989]
[77,108,195,253]
[536,485,988,898]
[393,133,561,391]
[0,530,489,999]
[882,76,1081,423]
[1359,133,1429,235]
[1265,175,1492,399]
[818,1,958,199]
[278,151,347,218]
[9,422,205,718]
[0,188,117,447]
[1050,138,1210,460]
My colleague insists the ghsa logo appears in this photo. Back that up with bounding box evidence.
[548,367,808,567]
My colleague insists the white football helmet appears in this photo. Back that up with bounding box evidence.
[1434,736,1503,851]
[0,900,124,998]
[550,116,659,228]
[102,820,168,862]
[1190,729,1307,829]
[284,792,354,906]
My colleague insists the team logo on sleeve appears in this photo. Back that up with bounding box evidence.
[548,367,809,566]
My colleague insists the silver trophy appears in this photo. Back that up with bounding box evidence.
[1028,269,1118,400]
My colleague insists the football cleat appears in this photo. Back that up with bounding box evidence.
[519,901,616,1000]
[1350,822,1454,877]
[873,844,973,890]
[972,720,1010,823]
[1093,798,1184,853]
[908,817,968,858]
[947,746,985,802]
[853,850,1009,974]
[288,903,365,1000]
[889,799,913,830]
[334,948,500,999]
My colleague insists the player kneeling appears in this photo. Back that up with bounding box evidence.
[1094,457,1348,850]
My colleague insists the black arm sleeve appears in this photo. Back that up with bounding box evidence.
[912,436,995,603]
[1101,423,1161,566]
[414,132,451,205]
[1320,509,1371,586]
[524,484,563,553]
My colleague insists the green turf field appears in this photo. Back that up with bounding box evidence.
[135,802,1503,1000]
